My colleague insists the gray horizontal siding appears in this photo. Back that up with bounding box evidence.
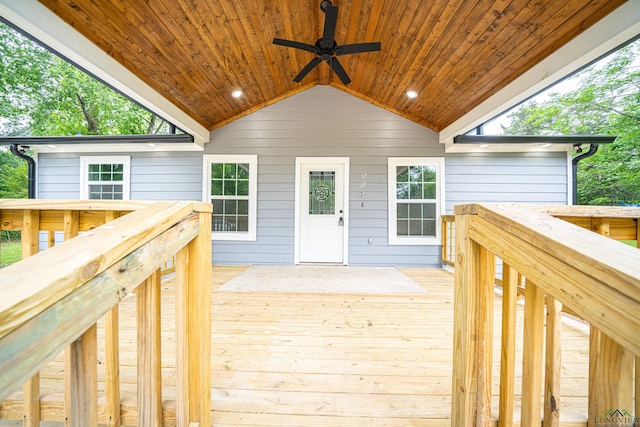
[208,86,443,267]
[37,151,203,201]
[34,87,570,269]
[445,153,569,212]
[206,86,570,267]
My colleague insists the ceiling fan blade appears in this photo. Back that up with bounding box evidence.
[322,5,338,40]
[294,57,323,82]
[273,38,320,54]
[329,57,351,85]
[335,42,381,56]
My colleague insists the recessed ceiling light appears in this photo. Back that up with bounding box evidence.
[479,144,489,148]
[231,90,243,98]
[406,90,418,99]
[47,144,59,149]
[147,143,157,147]
[541,143,552,148]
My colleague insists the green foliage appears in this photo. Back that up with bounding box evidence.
[0,240,22,266]
[502,39,640,205]
[0,148,28,199]
[0,21,171,136]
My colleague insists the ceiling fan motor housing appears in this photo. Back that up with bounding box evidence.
[273,0,380,85]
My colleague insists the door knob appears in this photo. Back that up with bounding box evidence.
[338,217,344,226]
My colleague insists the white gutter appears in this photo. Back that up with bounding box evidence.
[0,0,210,148]
[439,1,640,153]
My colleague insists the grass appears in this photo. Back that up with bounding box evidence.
[0,240,22,267]
[622,240,638,247]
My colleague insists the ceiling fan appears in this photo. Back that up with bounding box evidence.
[272,0,381,85]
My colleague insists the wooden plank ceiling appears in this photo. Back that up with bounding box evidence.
[39,0,626,132]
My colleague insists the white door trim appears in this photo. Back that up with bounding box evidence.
[294,157,350,265]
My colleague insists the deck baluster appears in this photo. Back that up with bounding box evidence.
[521,279,545,427]
[498,263,518,427]
[65,325,98,427]
[21,209,40,427]
[137,269,163,426]
[543,295,562,427]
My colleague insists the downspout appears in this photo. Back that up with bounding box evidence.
[571,143,599,205]
[10,144,36,199]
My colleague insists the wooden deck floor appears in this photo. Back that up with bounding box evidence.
[0,266,590,426]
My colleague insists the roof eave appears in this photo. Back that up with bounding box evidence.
[0,0,210,147]
[438,1,640,153]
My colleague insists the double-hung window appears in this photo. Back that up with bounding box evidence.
[80,156,130,200]
[204,155,257,241]
[388,157,444,245]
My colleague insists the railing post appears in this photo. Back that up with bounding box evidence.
[451,211,495,426]
[587,219,635,426]
[176,208,212,427]
[21,209,40,427]
[104,210,121,427]
[63,209,99,427]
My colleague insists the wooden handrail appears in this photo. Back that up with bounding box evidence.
[0,200,212,427]
[451,204,640,425]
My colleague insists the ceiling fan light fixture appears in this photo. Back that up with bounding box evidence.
[231,89,243,98]
[406,90,418,99]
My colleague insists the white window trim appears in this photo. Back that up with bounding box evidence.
[80,156,131,200]
[388,157,445,246]
[203,154,258,241]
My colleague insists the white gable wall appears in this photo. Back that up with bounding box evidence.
[36,86,568,267]
[206,86,568,266]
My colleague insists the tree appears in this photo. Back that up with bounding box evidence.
[0,147,28,199]
[0,21,172,136]
[502,39,640,205]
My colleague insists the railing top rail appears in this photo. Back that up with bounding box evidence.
[527,204,640,218]
[455,203,640,354]
[0,201,211,338]
[0,199,211,212]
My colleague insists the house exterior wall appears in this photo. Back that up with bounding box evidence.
[38,151,203,201]
[35,86,568,268]
[206,86,567,267]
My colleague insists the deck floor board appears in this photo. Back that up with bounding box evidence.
[0,266,590,426]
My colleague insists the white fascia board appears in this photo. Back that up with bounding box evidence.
[439,1,640,153]
[31,143,206,154]
[0,0,210,148]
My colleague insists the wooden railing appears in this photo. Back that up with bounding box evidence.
[451,204,640,426]
[0,200,212,427]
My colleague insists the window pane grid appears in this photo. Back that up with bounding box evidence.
[88,184,124,200]
[396,165,437,200]
[211,163,250,197]
[211,162,252,233]
[391,160,441,242]
[396,202,436,237]
[212,199,249,232]
[88,163,124,182]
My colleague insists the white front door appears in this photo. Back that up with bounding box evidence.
[296,158,349,264]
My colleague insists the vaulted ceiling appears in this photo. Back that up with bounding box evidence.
[38,0,626,133]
